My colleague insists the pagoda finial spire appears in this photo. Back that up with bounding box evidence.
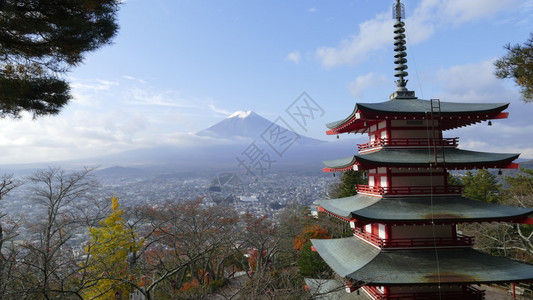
[390,0,415,99]
[393,0,408,91]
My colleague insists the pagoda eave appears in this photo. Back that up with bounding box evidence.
[326,100,509,134]
[312,237,533,286]
[356,100,509,118]
[353,161,520,171]
[323,161,519,173]
[354,215,531,225]
[327,116,506,135]
[323,166,357,172]
[318,195,533,225]
[319,208,357,224]
[323,149,520,172]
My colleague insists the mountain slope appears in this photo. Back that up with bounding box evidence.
[197,111,270,139]
[196,110,324,145]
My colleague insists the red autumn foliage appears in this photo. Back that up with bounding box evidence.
[179,279,199,292]
[293,224,331,251]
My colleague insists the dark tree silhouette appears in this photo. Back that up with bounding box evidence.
[495,33,533,103]
[0,0,120,118]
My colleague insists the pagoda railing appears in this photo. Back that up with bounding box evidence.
[356,184,463,196]
[364,285,485,300]
[353,231,474,248]
[358,137,458,152]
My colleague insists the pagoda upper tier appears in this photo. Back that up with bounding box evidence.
[317,194,533,225]
[326,97,509,135]
[312,237,533,286]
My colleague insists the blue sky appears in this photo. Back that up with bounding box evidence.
[0,0,532,164]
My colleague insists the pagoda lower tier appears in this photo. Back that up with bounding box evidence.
[313,194,533,298]
[312,237,533,286]
[317,194,533,225]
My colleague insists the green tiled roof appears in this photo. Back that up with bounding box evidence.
[318,194,380,218]
[326,99,508,130]
[311,237,380,277]
[318,196,533,222]
[312,237,533,285]
[359,99,508,115]
[323,156,358,170]
[323,148,519,169]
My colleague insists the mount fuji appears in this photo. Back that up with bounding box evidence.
[197,110,324,145]
[98,110,353,173]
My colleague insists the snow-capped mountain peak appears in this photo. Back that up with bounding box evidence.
[197,110,271,139]
[228,110,252,119]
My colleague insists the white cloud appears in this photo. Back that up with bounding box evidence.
[403,16,435,45]
[455,120,530,159]
[348,73,388,98]
[0,109,213,164]
[70,79,117,91]
[207,101,233,116]
[436,0,517,25]
[519,148,533,160]
[308,7,317,13]
[459,138,489,150]
[522,0,533,10]
[70,78,119,108]
[0,106,195,164]
[315,13,393,68]
[434,60,531,159]
[434,59,516,102]
[123,75,147,84]
[286,50,301,64]
[129,88,193,108]
[0,76,237,164]
[413,0,517,26]
[314,0,517,68]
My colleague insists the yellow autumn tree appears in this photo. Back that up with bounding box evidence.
[83,196,142,299]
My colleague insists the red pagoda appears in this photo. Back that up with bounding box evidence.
[310,1,533,299]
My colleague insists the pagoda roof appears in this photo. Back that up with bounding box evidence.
[311,237,533,285]
[326,98,509,134]
[323,148,519,171]
[318,195,533,223]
